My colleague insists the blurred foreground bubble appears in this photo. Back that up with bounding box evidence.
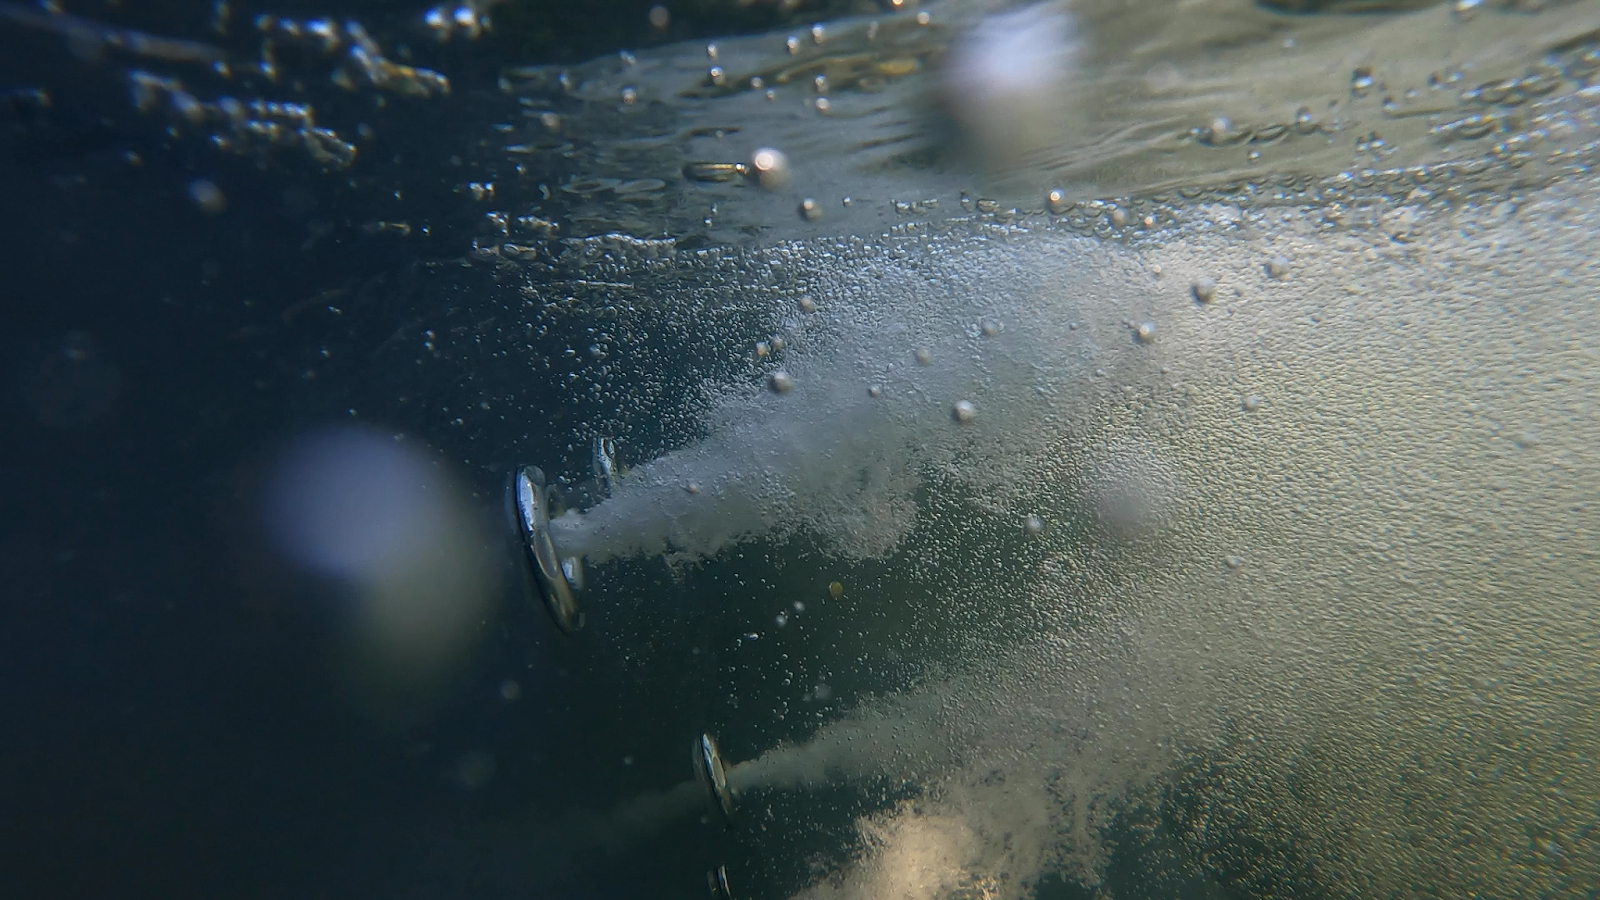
[262,425,495,715]
[941,4,1081,176]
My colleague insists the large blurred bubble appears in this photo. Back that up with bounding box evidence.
[941,4,1082,175]
[262,425,495,716]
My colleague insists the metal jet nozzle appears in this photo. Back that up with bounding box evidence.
[510,465,584,633]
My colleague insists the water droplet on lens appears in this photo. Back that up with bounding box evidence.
[1192,277,1218,303]
[952,400,977,423]
[1242,394,1263,411]
[799,197,822,220]
[1266,255,1291,279]
[1024,514,1046,536]
[767,370,794,393]
[915,348,932,365]
[1135,321,1157,343]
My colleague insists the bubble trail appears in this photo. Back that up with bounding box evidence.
[545,229,1148,567]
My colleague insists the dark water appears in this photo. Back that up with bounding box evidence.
[5,2,1597,899]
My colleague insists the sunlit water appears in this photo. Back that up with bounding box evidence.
[443,1,1600,898]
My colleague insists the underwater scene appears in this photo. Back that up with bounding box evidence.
[2,0,1596,898]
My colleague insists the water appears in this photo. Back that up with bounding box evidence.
[4,1,1598,898]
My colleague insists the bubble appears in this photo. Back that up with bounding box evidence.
[775,613,788,627]
[1047,189,1069,214]
[828,581,844,600]
[750,147,790,190]
[1135,321,1157,343]
[951,400,977,423]
[188,178,225,214]
[1351,67,1375,98]
[799,197,822,221]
